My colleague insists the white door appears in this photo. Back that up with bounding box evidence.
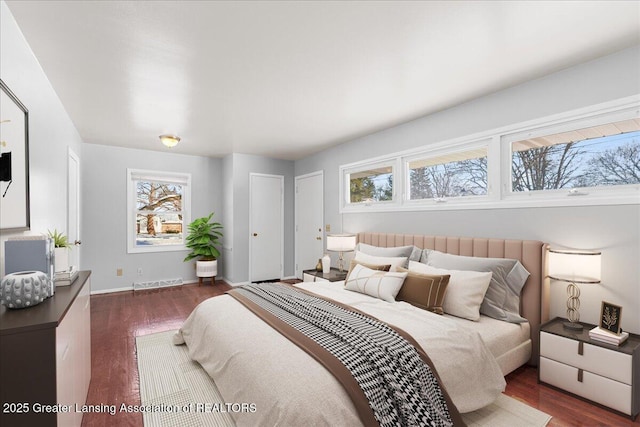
[250,173,283,282]
[295,171,323,278]
[68,148,81,269]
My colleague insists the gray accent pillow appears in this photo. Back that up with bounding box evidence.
[424,249,530,323]
[356,243,421,267]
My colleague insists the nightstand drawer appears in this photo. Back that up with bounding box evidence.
[540,331,632,384]
[540,357,632,415]
[303,273,328,283]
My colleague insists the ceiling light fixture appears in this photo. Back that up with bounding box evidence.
[159,134,181,148]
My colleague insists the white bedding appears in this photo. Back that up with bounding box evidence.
[175,280,510,426]
[447,313,531,375]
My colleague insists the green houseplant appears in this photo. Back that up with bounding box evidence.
[48,229,71,273]
[184,213,223,284]
[48,229,70,249]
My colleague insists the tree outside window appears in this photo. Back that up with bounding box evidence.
[127,169,191,253]
[349,166,393,203]
[408,148,487,200]
[511,121,640,192]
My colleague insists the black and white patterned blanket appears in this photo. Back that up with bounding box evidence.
[233,282,454,427]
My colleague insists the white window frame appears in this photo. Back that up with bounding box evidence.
[500,100,640,207]
[340,157,401,212]
[338,95,640,213]
[403,138,494,208]
[127,168,191,254]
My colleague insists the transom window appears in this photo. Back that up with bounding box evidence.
[407,147,488,200]
[339,96,639,212]
[342,160,398,207]
[127,169,191,253]
[349,165,394,204]
[510,119,640,193]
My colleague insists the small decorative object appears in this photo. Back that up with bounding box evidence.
[184,212,223,285]
[1,271,52,309]
[322,253,331,274]
[548,248,601,330]
[48,229,71,273]
[600,301,622,335]
[315,258,323,272]
[326,234,357,274]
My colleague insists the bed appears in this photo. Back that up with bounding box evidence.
[175,232,548,426]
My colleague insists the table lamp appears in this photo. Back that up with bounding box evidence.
[548,248,601,330]
[326,234,357,275]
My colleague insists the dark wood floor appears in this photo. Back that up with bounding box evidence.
[82,282,638,427]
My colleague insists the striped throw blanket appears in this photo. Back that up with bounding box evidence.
[229,282,454,427]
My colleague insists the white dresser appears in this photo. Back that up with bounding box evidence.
[0,271,92,427]
[539,317,639,419]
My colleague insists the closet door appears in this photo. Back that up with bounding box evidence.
[249,173,283,282]
[295,171,323,278]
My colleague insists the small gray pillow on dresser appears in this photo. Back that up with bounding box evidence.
[423,249,530,323]
[356,243,421,267]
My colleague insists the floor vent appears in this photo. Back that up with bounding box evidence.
[134,278,183,291]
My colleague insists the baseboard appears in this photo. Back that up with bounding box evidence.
[91,285,135,295]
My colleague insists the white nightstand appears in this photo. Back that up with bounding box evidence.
[539,317,639,419]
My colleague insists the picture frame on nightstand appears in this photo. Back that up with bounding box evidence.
[600,301,622,335]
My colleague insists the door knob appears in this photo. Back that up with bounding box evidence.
[253,233,258,237]
[74,240,82,245]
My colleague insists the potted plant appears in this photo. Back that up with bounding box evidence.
[183,213,223,284]
[48,229,71,273]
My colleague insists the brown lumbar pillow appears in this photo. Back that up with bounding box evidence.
[395,266,450,314]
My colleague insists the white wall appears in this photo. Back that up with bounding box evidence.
[0,1,83,275]
[221,154,234,284]
[224,153,295,284]
[81,143,222,293]
[295,46,640,333]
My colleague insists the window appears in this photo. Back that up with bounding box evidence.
[349,165,394,203]
[127,169,191,253]
[407,146,488,200]
[510,118,640,193]
[339,96,639,213]
[341,159,398,208]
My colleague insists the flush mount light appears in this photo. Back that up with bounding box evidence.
[159,134,181,148]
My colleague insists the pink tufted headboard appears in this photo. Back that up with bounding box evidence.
[356,232,549,365]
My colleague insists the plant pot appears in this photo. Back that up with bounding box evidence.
[196,259,217,278]
[54,247,70,273]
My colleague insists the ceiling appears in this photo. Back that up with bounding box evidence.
[5,1,640,160]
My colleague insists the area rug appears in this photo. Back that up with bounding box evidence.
[136,330,551,427]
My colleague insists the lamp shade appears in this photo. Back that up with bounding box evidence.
[548,249,601,284]
[326,234,357,252]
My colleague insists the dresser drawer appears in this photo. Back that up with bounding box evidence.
[540,357,632,415]
[540,331,632,384]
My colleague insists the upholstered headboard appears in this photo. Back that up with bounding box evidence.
[356,232,549,365]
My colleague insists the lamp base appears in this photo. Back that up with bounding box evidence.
[563,321,583,330]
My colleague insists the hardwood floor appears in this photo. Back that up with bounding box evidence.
[82,283,638,427]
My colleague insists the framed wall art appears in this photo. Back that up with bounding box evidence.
[600,301,622,335]
[0,79,30,231]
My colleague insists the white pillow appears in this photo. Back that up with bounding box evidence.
[354,251,408,272]
[344,264,408,303]
[408,260,492,321]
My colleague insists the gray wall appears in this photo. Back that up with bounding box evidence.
[81,143,222,293]
[295,46,640,333]
[0,2,84,275]
[224,153,295,283]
